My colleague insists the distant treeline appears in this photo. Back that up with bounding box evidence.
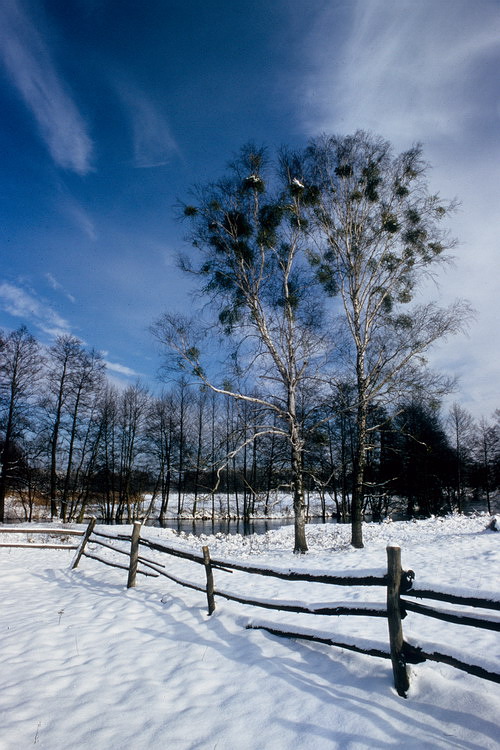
[1,326,498,524]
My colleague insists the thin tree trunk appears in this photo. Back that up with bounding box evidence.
[0,398,15,523]
[61,388,83,521]
[289,387,307,553]
[352,370,367,549]
[192,397,204,517]
[291,439,308,553]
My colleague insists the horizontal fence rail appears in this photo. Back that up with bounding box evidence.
[404,587,500,611]
[245,623,392,661]
[401,598,500,631]
[410,647,500,684]
[212,590,388,618]
[0,526,84,549]
[0,527,84,535]
[69,521,500,696]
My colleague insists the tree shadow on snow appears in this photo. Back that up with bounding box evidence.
[249,632,498,750]
[29,566,498,749]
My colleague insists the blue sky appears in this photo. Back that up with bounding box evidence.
[0,0,498,418]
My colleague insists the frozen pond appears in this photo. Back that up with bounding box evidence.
[147,516,338,536]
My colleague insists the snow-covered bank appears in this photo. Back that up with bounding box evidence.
[1,515,499,749]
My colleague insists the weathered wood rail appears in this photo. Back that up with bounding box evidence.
[70,520,500,697]
[0,526,83,549]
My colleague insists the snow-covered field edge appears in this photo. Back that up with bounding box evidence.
[1,513,499,749]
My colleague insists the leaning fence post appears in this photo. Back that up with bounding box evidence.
[127,521,142,588]
[387,545,410,697]
[202,545,216,615]
[71,516,96,569]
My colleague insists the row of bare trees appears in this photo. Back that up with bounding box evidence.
[0,328,105,523]
[1,325,498,528]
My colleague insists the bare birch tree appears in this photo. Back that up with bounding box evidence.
[305,131,473,547]
[152,145,330,552]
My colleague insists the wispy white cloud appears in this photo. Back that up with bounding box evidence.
[44,273,59,291]
[115,83,179,168]
[104,360,142,378]
[44,273,76,303]
[61,199,97,241]
[0,281,72,338]
[301,0,500,147]
[0,0,93,174]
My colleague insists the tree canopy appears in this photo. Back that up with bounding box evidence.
[153,132,473,550]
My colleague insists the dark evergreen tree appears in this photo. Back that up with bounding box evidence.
[389,400,455,517]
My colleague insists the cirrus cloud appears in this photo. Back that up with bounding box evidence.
[114,82,179,168]
[0,0,93,174]
[104,359,142,378]
[0,281,72,338]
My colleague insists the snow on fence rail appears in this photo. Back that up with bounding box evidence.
[72,519,500,697]
[0,526,83,549]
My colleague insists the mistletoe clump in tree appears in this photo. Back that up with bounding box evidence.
[152,145,329,553]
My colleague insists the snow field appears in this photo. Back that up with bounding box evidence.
[0,514,498,749]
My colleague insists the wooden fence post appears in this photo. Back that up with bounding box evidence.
[127,521,142,588]
[387,545,410,697]
[71,516,96,569]
[202,545,216,615]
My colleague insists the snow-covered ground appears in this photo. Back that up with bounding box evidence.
[1,514,499,749]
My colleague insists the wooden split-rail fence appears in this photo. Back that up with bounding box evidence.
[2,519,498,697]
